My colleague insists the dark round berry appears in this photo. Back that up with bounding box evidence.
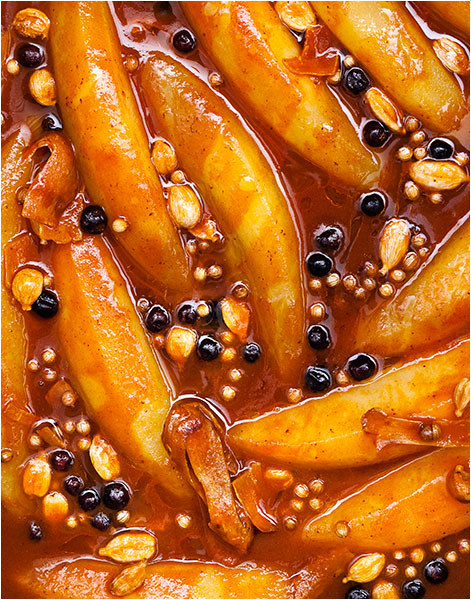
[362,120,390,148]
[177,302,197,325]
[63,474,84,496]
[307,325,331,350]
[402,579,426,599]
[42,114,63,131]
[29,521,43,541]
[91,511,111,531]
[16,43,44,68]
[428,138,454,160]
[102,481,131,510]
[145,304,171,333]
[172,29,197,53]
[360,192,386,217]
[306,252,333,277]
[304,365,332,392]
[347,353,377,381]
[197,335,222,361]
[343,67,370,95]
[242,342,262,363]
[80,205,108,234]
[424,559,448,584]
[345,585,371,599]
[315,227,344,253]
[32,290,59,319]
[49,449,75,472]
[78,488,101,512]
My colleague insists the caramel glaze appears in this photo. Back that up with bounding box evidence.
[1,1,469,598]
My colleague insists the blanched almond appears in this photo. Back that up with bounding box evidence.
[220,297,250,341]
[409,160,469,191]
[365,88,405,134]
[23,454,51,497]
[13,8,50,40]
[42,491,69,522]
[453,378,470,418]
[110,561,147,597]
[165,326,197,365]
[89,434,121,481]
[168,185,202,229]
[343,553,386,583]
[379,219,410,276]
[29,69,56,106]
[275,1,316,32]
[151,139,177,175]
[12,267,44,310]
[433,37,469,75]
[99,532,157,563]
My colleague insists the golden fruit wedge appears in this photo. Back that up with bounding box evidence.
[229,340,469,469]
[423,1,470,36]
[141,52,305,381]
[356,221,469,357]
[182,2,379,189]
[1,126,35,516]
[311,1,467,132]
[303,448,469,550]
[52,237,191,500]
[13,550,351,599]
[49,2,190,292]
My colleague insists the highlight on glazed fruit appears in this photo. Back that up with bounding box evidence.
[1,1,469,599]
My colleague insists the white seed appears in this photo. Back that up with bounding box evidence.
[1,449,13,463]
[405,116,420,133]
[390,269,405,283]
[393,550,406,561]
[77,438,91,451]
[29,433,42,448]
[66,516,78,529]
[455,152,469,166]
[413,146,427,160]
[6,59,20,76]
[354,287,366,300]
[170,170,185,184]
[405,566,417,578]
[287,387,303,403]
[116,510,130,524]
[379,283,394,298]
[125,54,139,72]
[112,218,128,233]
[168,185,202,229]
[410,130,426,145]
[42,368,57,382]
[221,385,236,401]
[207,264,223,279]
[411,233,427,248]
[445,551,458,563]
[291,499,304,512]
[309,479,324,494]
[284,516,297,530]
[229,368,243,382]
[76,419,91,435]
[310,302,325,321]
[176,513,192,529]
[325,272,340,287]
[294,483,309,498]
[208,72,224,86]
[363,277,376,291]
[404,180,420,201]
[62,391,76,407]
[396,146,413,161]
[429,192,443,205]
[152,139,177,175]
[308,278,322,291]
[410,548,425,563]
[28,359,41,372]
[336,369,350,386]
[309,497,322,511]
[41,348,56,364]
[431,542,442,553]
[342,274,357,292]
[335,521,350,538]
[193,266,207,282]
[343,55,356,68]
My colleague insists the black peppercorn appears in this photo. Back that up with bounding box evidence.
[345,585,371,599]
[42,114,63,131]
[197,335,222,361]
[177,302,198,325]
[63,474,84,496]
[78,488,101,512]
[172,29,197,53]
[315,226,344,253]
[32,290,59,319]
[80,205,108,234]
[307,325,331,350]
[304,365,332,392]
[242,342,262,363]
[360,192,386,217]
[347,353,377,381]
[362,120,390,148]
[29,521,43,541]
[428,138,454,160]
[424,559,449,584]
[16,43,44,68]
[91,512,111,531]
[402,579,426,599]
[145,304,171,333]
[102,481,131,510]
[343,67,370,95]
[306,252,333,277]
[49,449,75,472]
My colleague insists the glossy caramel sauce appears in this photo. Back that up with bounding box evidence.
[1,2,470,598]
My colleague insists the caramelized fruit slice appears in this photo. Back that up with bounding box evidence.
[1,126,35,515]
[311,1,467,132]
[303,448,470,550]
[49,1,190,292]
[355,221,469,357]
[423,1,470,36]
[142,52,305,381]
[52,237,191,500]
[182,1,379,188]
[229,340,469,469]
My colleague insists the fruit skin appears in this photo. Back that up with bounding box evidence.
[182,2,379,189]
[1,126,35,516]
[141,52,305,381]
[311,1,467,132]
[229,340,469,469]
[52,237,191,501]
[355,221,469,357]
[303,448,469,550]
[49,2,190,293]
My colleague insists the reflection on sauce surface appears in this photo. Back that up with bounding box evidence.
[1,1,470,598]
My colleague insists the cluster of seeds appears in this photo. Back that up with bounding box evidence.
[280,475,325,530]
